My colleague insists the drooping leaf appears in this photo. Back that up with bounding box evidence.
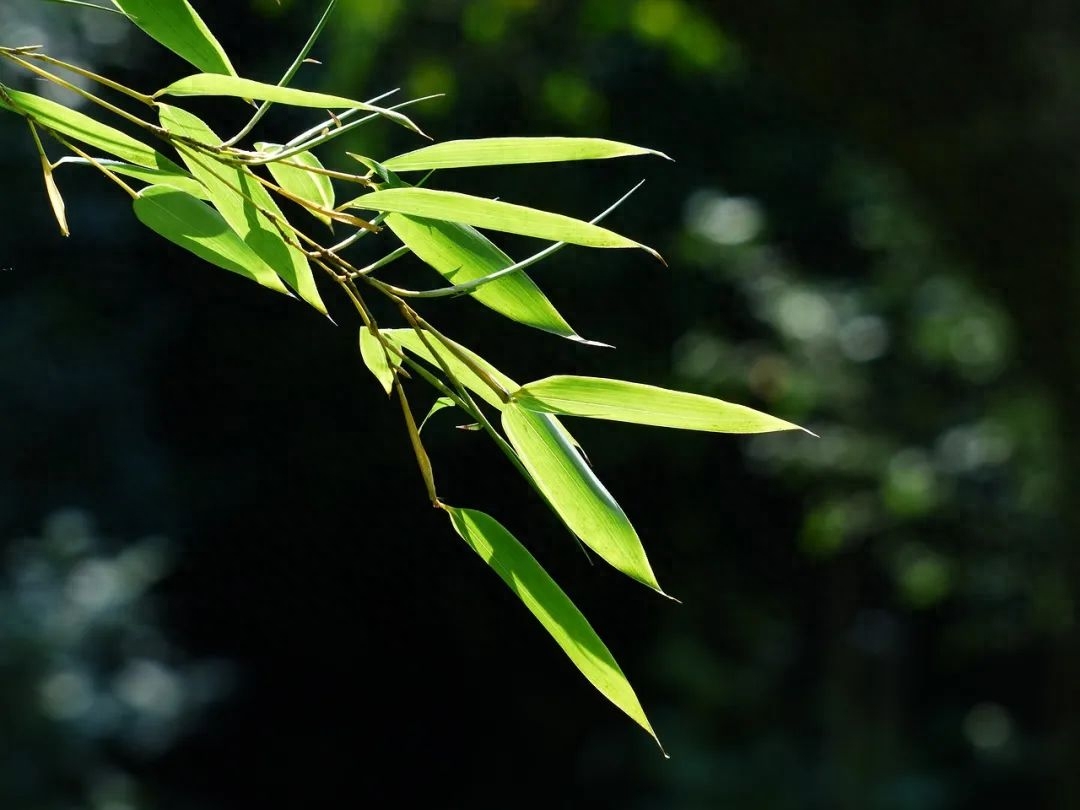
[155,74,425,135]
[54,156,209,199]
[133,185,289,294]
[352,188,659,255]
[515,376,809,434]
[0,87,180,171]
[111,0,237,76]
[386,214,593,341]
[158,105,327,314]
[419,397,456,432]
[384,137,670,171]
[256,142,335,228]
[40,152,69,237]
[359,326,398,395]
[501,402,664,594]
[445,506,662,747]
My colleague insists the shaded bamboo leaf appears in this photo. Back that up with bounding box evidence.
[0,86,181,171]
[419,397,456,432]
[155,74,425,136]
[515,376,810,434]
[158,104,328,315]
[111,0,237,76]
[445,506,662,748]
[133,185,289,294]
[386,214,593,342]
[384,137,670,171]
[352,188,660,256]
[501,402,665,595]
[255,142,335,228]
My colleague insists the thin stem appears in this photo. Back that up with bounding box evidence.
[222,0,339,147]
[52,133,137,199]
[283,89,398,147]
[343,245,409,277]
[20,52,155,105]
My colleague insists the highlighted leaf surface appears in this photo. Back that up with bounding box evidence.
[446,506,660,745]
[515,376,807,433]
[383,137,669,171]
[112,0,236,76]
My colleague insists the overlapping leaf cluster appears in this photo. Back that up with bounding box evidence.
[2,0,807,749]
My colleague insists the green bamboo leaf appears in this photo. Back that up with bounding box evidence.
[501,402,664,594]
[158,105,328,315]
[133,185,289,294]
[515,376,810,434]
[255,142,335,229]
[359,326,398,395]
[384,137,670,171]
[111,0,237,76]
[445,506,662,748]
[352,188,660,256]
[155,74,425,136]
[382,328,516,410]
[54,156,208,199]
[386,214,596,342]
[419,397,456,433]
[0,87,181,171]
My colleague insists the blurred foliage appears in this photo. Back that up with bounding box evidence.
[1,0,1076,807]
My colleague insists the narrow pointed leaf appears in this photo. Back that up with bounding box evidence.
[256,142,335,228]
[0,87,181,171]
[386,214,591,341]
[133,185,289,294]
[54,156,208,199]
[446,506,661,745]
[155,74,424,135]
[384,137,670,171]
[419,397,456,433]
[502,402,664,594]
[352,188,659,255]
[515,376,808,434]
[111,0,237,76]
[159,105,328,315]
[41,158,70,237]
[359,326,397,395]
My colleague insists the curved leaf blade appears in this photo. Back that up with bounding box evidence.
[0,87,180,171]
[256,142,335,229]
[359,326,397,395]
[352,188,659,255]
[501,403,664,594]
[159,105,327,315]
[112,0,237,76]
[155,74,425,135]
[384,137,670,171]
[133,185,289,294]
[445,506,662,747]
[515,376,809,434]
[386,214,591,341]
[54,156,208,199]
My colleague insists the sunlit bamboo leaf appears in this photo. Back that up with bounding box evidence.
[54,156,208,199]
[515,376,810,434]
[445,506,662,747]
[501,402,664,594]
[255,142,335,229]
[159,105,328,315]
[359,326,398,395]
[133,185,289,294]
[155,74,425,136]
[384,137,670,171]
[0,87,181,171]
[386,214,592,341]
[111,0,237,76]
[352,188,660,256]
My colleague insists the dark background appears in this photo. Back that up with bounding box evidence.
[2,1,1078,808]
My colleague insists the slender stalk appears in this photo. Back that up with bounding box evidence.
[20,51,155,105]
[283,89,398,147]
[52,133,137,199]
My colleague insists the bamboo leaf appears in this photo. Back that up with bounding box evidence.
[419,397,456,432]
[445,506,662,748]
[133,185,289,294]
[384,137,670,171]
[501,402,664,594]
[0,86,180,171]
[54,156,209,199]
[155,74,425,136]
[255,142,335,228]
[386,214,593,341]
[352,188,659,256]
[111,0,237,76]
[359,326,397,395]
[515,376,810,434]
[41,157,70,237]
[158,105,328,315]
